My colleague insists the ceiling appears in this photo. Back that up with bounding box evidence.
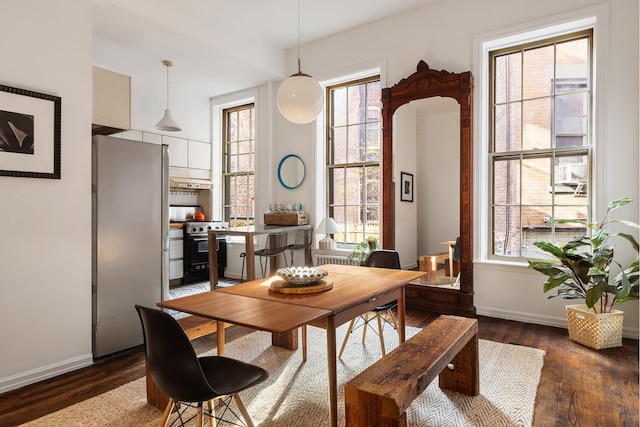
[92,0,436,98]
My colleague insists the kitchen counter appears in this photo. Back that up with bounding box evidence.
[170,223,185,229]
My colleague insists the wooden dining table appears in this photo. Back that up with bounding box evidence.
[208,223,313,286]
[160,264,424,427]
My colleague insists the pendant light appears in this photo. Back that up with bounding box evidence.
[155,60,181,132]
[276,0,323,124]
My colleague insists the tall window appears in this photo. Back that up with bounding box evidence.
[489,29,592,260]
[223,104,255,227]
[326,76,381,245]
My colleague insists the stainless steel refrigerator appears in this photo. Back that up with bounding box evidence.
[92,135,169,358]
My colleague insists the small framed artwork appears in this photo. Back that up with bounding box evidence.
[400,172,413,202]
[0,85,61,179]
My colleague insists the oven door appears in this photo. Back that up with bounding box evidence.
[189,235,210,265]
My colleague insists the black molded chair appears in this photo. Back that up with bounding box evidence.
[338,250,401,358]
[286,228,313,266]
[135,305,268,427]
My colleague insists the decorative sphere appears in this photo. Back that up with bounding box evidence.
[277,73,324,124]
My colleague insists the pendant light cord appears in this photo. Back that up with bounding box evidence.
[165,64,170,109]
[297,0,301,73]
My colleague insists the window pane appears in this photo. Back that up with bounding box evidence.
[522,98,552,150]
[521,156,551,205]
[329,167,345,206]
[522,205,552,258]
[555,92,587,145]
[494,52,522,104]
[493,158,520,205]
[556,38,589,92]
[366,122,381,161]
[365,166,380,205]
[493,205,521,257]
[332,87,347,127]
[238,108,251,141]
[523,45,554,99]
[227,111,238,142]
[494,103,521,152]
[331,127,347,165]
[367,81,381,110]
[345,167,362,205]
[347,84,366,125]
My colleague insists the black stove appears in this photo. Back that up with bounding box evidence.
[182,221,229,284]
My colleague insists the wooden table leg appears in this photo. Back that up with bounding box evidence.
[326,316,337,427]
[272,328,298,350]
[245,236,256,281]
[216,320,225,356]
[398,287,406,343]
[208,233,219,289]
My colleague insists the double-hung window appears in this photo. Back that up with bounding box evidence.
[489,29,593,260]
[223,104,255,227]
[326,76,381,245]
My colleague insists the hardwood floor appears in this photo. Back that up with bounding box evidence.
[0,311,637,427]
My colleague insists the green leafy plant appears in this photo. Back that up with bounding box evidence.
[346,236,379,265]
[528,198,639,313]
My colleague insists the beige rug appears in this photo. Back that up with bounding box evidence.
[20,324,545,426]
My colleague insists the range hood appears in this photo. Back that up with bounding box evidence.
[169,177,213,190]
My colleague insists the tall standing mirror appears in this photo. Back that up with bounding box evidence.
[381,61,475,317]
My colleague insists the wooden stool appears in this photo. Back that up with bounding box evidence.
[419,252,449,284]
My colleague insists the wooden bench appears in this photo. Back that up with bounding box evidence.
[344,315,479,427]
[419,252,449,284]
[146,315,226,410]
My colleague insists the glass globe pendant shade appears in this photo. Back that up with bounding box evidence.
[277,72,324,124]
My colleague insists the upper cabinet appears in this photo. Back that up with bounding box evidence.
[164,137,211,170]
[92,67,131,135]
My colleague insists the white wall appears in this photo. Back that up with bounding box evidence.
[0,0,93,392]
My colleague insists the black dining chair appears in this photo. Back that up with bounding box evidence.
[338,249,401,358]
[135,305,268,427]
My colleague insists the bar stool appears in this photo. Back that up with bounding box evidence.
[239,232,289,280]
[286,228,313,266]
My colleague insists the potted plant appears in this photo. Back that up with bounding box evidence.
[346,236,379,265]
[528,197,639,349]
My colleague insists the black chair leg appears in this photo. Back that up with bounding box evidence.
[239,253,246,282]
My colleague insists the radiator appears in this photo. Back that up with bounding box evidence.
[313,252,360,266]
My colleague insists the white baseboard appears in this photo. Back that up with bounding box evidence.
[477,305,639,339]
[0,353,93,394]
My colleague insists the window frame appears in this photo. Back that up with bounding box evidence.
[222,103,255,227]
[325,75,382,247]
[484,25,606,265]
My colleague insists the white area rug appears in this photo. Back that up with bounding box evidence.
[20,324,544,426]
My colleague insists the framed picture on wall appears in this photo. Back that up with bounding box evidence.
[400,172,413,202]
[0,85,61,179]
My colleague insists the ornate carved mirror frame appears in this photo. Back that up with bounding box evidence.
[381,60,475,316]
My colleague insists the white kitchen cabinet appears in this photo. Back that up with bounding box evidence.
[168,228,184,282]
[165,136,188,168]
[188,140,211,170]
[169,260,184,281]
[92,67,131,131]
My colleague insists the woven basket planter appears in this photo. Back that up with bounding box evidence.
[566,304,623,350]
